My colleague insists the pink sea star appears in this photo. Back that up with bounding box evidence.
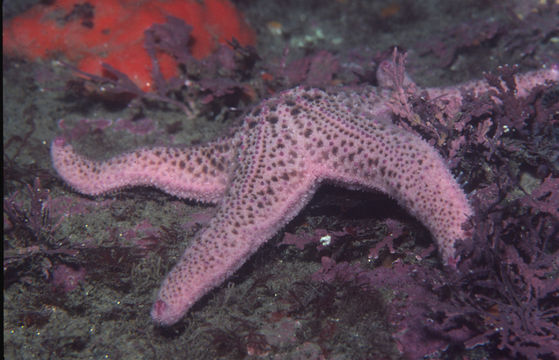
[50,57,558,326]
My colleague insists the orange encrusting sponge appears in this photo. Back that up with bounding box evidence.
[3,0,255,91]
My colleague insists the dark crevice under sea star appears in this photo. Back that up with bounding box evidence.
[51,56,558,325]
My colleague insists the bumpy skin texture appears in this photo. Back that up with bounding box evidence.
[51,65,556,326]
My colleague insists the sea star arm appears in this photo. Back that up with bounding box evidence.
[151,121,318,325]
[424,65,559,100]
[268,87,472,263]
[50,137,235,202]
[376,53,558,120]
[312,108,472,263]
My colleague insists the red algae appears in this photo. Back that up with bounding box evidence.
[3,0,255,91]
